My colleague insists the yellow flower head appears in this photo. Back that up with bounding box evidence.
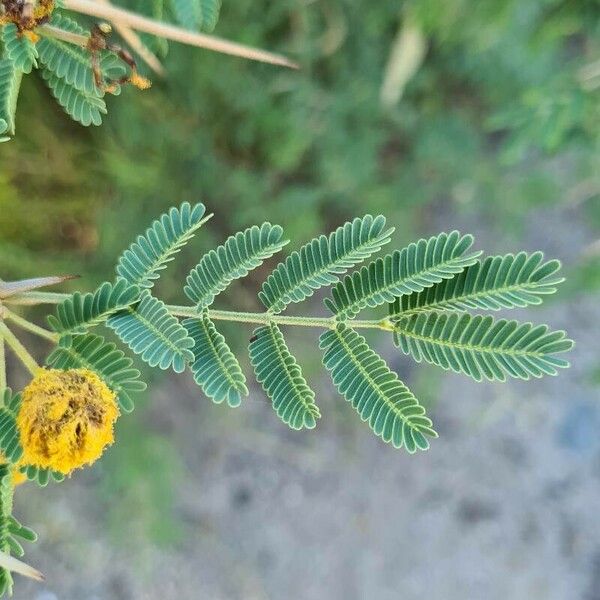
[17,368,119,475]
[129,72,152,91]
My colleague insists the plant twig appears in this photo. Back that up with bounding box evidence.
[171,306,391,330]
[62,0,299,69]
[2,308,58,343]
[3,292,71,306]
[0,322,39,376]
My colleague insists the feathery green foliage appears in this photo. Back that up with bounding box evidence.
[117,202,209,289]
[48,279,141,337]
[184,312,248,407]
[326,231,481,319]
[0,202,576,596]
[1,24,37,74]
[260,215,394,313]
[36,202,573,442]
[0,8,132,134]
[393,312,573,382]
[0,0,594,588]
[249,323,320,430]
[0,0,300,143]
[321,325,436,452]
[185,223,288,309]
[389,252,564,316]
[46,333,146,412]
[107,291,195,372]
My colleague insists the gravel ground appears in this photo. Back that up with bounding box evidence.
[12,202,600,600]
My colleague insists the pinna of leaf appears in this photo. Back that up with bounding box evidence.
[0,201,573,595]
[4,200,574,453]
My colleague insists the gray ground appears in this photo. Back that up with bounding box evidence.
[12,201,600,600]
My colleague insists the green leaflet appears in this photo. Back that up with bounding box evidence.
[46,332,146,412]
[260,214,394,313]
[393,311,574,382]
[389,252,563,317]
[107,291,195,372]
[184,312,248,407]
[320,324,436,452]
[185,222,288,309]
[249,323,321,430]
[48,279,140,337]
[326,231,481,320]
[1,24,38,74]
[117,202,209,289]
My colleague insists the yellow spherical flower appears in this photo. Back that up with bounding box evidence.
[17,368,119,475]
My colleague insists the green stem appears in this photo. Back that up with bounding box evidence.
[0,337,5,393]
[5,292,392,331]
[170,305,386,329]
[0,322,39,376]
[3,308,58,343]
[3,291,70,306]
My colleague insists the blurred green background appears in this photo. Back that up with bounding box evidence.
[1,1,599,598]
